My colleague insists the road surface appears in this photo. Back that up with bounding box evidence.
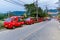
[24,19,60,40]
[0,19,60,40]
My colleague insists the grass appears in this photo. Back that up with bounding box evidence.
[0,20,4,30]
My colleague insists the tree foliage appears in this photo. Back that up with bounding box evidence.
[0,13,7,20]
[0,12,14,20]
[24,3,49,17]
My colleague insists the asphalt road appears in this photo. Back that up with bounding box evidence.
[24,19,60,40]
[0,19,60,40]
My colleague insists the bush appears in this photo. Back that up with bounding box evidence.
[0,21,4,29]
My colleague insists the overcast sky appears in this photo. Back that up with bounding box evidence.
[0,0,58,13]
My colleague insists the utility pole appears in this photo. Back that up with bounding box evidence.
[35,0,38,21]
[59,0,60,13]
[7,13,9,18]
[29,8,31,17]
[57,0,60,13]
[45,5,48,13]
[7,11,10,17]
[59,0,60,7]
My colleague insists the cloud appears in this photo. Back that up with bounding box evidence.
[0,0,59,13]
[0,0,25,13]
[38,0,58,9]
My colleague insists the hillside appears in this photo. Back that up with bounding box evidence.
[11,11,25,16]
[48,9,58,12]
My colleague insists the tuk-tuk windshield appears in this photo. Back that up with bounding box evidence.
[5,18,12,22]
[26,18,30,21]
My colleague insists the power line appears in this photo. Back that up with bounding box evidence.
[4,0,24,6]
[19,0,26,4]
[11,0,24,6]
[4,0,36,6]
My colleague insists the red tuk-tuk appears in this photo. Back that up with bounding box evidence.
[25,17,35,25]
[4,16,24,29]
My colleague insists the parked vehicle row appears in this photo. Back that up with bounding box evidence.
[57,17,60,22]
[4,16,51,29]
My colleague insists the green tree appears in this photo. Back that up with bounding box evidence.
[24,3,43,17]
[24,3,51,18]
